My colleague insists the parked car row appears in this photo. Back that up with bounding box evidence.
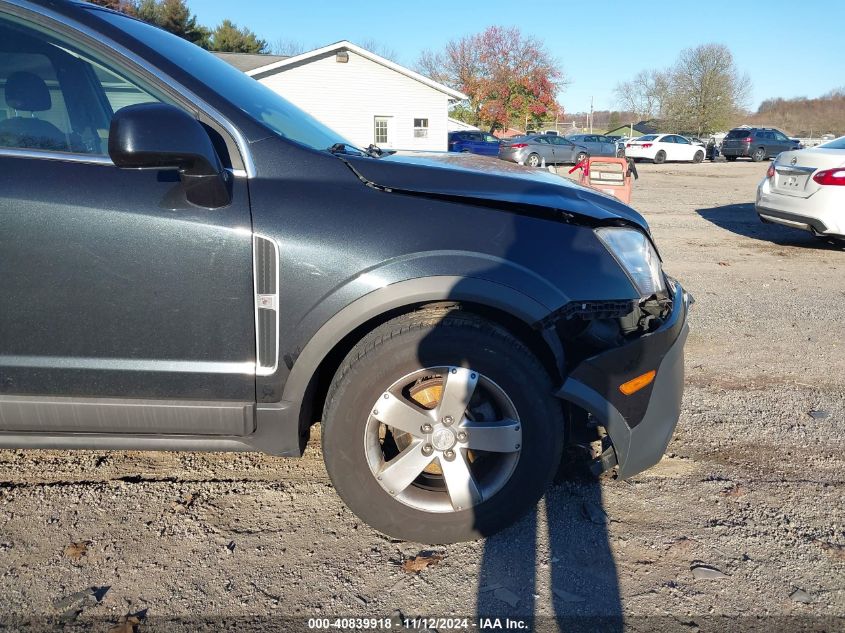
[450,126,804,169]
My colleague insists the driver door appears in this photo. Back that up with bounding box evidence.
[0,13,255,434]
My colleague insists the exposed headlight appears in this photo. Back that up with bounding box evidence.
[595,227,666,297]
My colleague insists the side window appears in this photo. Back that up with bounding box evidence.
[0,14,164,156]
[413,118,428,138]
[661,136,675,144]
[483,134,497,143]
[534,136,550,144]
[676,136,690,144]
[774,131,788,141]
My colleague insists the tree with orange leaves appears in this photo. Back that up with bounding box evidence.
[417,26,564,134]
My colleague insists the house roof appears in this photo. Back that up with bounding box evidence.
[606,120,659,136]
[245,40,468,101]
[214,52,290,73]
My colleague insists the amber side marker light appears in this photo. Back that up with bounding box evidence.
[619,370,657,396]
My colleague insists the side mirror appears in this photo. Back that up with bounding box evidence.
[108,103,231,208]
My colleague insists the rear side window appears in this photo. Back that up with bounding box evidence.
[0,14,164,155]
[726,129,750,139]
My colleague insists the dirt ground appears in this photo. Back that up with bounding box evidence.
[0,160,843,632]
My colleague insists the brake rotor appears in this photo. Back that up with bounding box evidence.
[407,377,445,475]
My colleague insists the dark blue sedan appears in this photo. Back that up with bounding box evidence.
[448,130,500,156]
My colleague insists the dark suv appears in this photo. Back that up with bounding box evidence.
[0,0,691,543]
[721,127,801,162]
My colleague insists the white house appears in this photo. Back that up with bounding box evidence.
[215,42,467,152]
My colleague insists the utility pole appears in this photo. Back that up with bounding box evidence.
[589,96,594,133]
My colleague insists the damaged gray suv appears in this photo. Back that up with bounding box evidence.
[0,0,691,543]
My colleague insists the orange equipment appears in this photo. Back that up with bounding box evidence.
[568,156,638,205]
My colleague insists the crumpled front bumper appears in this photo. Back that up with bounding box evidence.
[556,279,691,478]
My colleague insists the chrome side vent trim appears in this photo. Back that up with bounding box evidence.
[253,234,279,376]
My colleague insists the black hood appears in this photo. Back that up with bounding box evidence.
[343,151,649,231]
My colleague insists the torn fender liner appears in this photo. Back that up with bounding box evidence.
[343,152,649,230]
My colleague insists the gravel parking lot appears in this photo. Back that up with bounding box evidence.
[0,160,842,632]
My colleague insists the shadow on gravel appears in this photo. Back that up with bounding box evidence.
[697,203,844,250]
[475,481,622,632]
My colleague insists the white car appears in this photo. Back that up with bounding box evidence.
[755,136,845,241]
[625,134,706,164]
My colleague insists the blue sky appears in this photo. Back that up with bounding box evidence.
[191,0,844,114]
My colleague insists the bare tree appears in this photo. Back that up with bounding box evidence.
[664,43,750,135]
[614,69,668,120]
[271,38,308,56]
[357,38,400,63]
[615,44,749,135]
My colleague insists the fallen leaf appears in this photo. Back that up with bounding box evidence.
[401,551,443,573]
[813,540,845,561]
[717,261,730,266]
[64,541,92,560]
[720,484,749,499]
[108,615,142,633]
[691,564,727,580]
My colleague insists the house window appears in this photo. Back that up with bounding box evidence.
[374,117,389,145]
[413,118,429,138]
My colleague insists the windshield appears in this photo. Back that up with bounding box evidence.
[820,136,845,150]
[92,9,351,152]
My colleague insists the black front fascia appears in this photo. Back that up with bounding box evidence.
[565,284,687,428]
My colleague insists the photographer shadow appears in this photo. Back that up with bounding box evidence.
[475,478,622,632]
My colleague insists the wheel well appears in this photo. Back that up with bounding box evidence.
[301,301,561,439]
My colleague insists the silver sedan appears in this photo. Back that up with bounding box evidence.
[499,134,589,167]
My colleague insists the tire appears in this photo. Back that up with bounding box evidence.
[526,153,541,167]
[725,156,737,162]
[576,151,588,164]
[751,147,766,162]
[653,150,666,164]
[322,309,565,543]
[693,150,704,163]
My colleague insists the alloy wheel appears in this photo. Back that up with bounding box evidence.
[364,366,522,513]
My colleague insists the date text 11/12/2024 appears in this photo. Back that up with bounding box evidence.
[306,617,529,630]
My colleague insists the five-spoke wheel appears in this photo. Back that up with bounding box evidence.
[365,366,521,513]
[322,309,564,542]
